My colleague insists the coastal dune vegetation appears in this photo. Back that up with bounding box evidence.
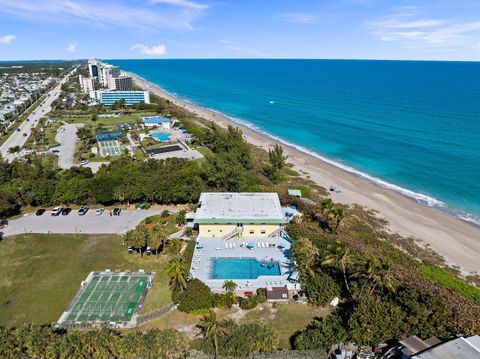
[1,79,480,358]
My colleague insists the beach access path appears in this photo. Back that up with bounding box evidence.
[127,71,480,275]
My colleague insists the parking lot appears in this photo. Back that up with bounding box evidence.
[1,209,165,237]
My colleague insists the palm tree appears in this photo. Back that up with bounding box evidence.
[149,224,168,258]
[165,238,182,258]
[291,237,319,276]
[124,226,148,257]
[322,241,352,294]
[175,209,187,226]
[331,205,346,231]
[353,257,393,298]
[166,257,188,292]
[222,280,237,292]
[198,310,222,359]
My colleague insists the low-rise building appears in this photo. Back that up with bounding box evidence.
[143,116,171,130]
[194,192,284,238]
[89,90,150,106]
[400,334,480,359]
[265,287,289,302]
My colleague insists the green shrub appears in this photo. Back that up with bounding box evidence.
[178,279,213,313]
[239,295,259,310]
[302,272,340,306]
[213,292,238,308]
[256,288,267,303]
[161,209,170,218]
[293,314,347,351]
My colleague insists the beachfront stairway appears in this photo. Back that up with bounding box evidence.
[191,235,295,292]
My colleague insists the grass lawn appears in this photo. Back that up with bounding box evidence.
[0,234,173,327]
[420,263,480,304]
[44,121,62,148]
[242,303,330,348]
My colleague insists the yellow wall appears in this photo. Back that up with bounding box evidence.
[242,224,280,237]
[198,224,236,238]
[198,224,280,238]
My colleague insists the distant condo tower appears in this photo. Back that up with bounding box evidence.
[81,59,134,94]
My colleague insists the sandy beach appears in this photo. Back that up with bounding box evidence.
[127,71,480,275]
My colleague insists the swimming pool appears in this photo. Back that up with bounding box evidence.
[150,133,171,141]
[210,257,281,279]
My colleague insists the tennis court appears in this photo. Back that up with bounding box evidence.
[58,271,154,327]
[98,140,123,157]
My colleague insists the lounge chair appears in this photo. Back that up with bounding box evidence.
[225,243,228,249]
[257,243,260,248]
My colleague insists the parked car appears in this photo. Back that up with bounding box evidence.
[127,246,134,254]
[35,208,46,216]
[23,133,27,137]
[16,128,20,132]
[0,219,8,227]
[113,208,121,216]
[61,207,72,215]
[95,208,105,216]
[52,149,60,153]
[78,206,89,215]
[51,207,62,216]
[80,160,89,166]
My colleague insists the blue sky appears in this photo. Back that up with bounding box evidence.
[1,0,480,61]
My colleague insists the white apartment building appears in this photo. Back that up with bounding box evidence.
[79,75,96,93]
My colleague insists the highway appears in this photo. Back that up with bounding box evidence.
[0,69,75,162]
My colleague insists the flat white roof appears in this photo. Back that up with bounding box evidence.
[414,336,480,359]
[194,192,284,224]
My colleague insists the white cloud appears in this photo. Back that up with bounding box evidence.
[0,34,15,44]
[130,43,167,56]
[370,8,480,51]
[67,42,78,53]
[149,0,207,10]
[279,13,317,24]
[0,0,206,31]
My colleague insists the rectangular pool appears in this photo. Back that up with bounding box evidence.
[210,257,281,280]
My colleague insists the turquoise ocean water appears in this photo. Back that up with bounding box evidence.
[108,59,480,225]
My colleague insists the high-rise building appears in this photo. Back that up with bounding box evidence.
[108,75,133,91]
[79,75,96,93]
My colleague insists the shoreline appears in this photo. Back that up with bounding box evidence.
[126,71,480,275]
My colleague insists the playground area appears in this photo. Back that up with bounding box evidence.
[58,271,154,328]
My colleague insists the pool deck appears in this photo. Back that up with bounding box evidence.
[191,235,295,292]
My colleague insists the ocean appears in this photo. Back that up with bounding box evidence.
[108,59,480,225]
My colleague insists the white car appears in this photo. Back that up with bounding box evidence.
[80,160,89,166]
[95,208,105,216]
[51,207,62,216]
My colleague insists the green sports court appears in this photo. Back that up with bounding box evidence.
[98,140,123,157]
[58,271,154,327]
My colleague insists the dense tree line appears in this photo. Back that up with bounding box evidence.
[0,324,188,359]
[0,156,204,217]
[0,123,274,218]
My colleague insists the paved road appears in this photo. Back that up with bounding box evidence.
[55,123,78,169]
[51,122,107,173]
[0,70,75,162]
[1,209,165,237]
